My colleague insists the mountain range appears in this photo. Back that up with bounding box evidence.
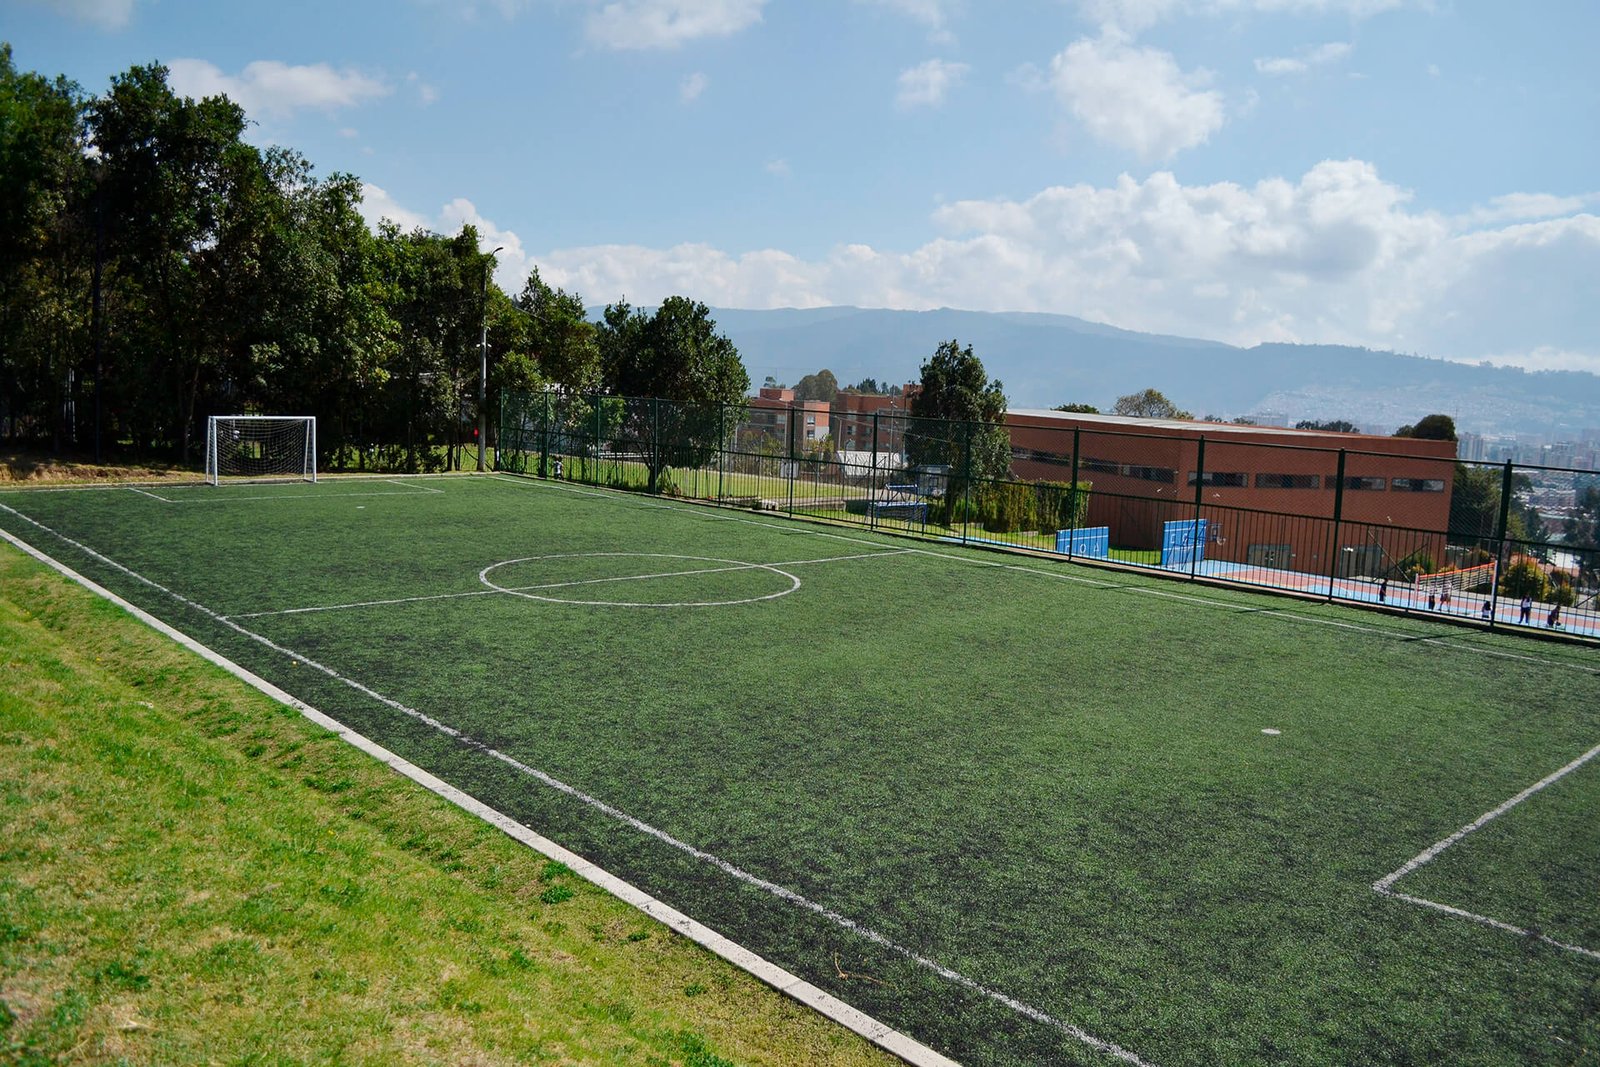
[706,306,1600,437]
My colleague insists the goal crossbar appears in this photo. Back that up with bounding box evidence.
[206,415,317,485]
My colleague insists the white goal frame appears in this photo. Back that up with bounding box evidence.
[205,415,317,485]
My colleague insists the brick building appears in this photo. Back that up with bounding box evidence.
[1004,410,1458,578]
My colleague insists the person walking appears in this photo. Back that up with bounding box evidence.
[1378,577,1388,604]
[1548,603,1563,629]
[1519,594,1533,625]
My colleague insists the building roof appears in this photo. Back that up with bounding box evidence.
[1005,408,1457,456]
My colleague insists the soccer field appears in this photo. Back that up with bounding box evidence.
[2,473,1597,1066]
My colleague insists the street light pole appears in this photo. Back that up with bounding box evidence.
[478,245,505,472]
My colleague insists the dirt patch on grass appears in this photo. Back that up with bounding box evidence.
[0,450,194,486]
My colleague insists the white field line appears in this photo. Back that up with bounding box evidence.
[1371,739,1600,959]
[492,474,1600,676]
[225,548,915,621]
[388,478,445,494]
[145,488,445,503]
[125,487,177,502]
[0,502,1150,1067]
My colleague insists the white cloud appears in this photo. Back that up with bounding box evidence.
[1255,41,1351,75]
[765,158,791,177]
[1463,192,1597,226]
[167,59,390,120]
[680,71,709,102]
[896,58,970,109]
[585,0,767,50]
[406,72,439,105]
[1049,34,1224,160]
[1079,0,1403,34]
[29,0,134,29]
[856,0,961,43]
[357,186,533,292]
[356,170,1600,372]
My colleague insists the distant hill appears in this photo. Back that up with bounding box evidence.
[704,306,1600,436]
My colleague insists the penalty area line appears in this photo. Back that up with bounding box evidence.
[1373,738,1600,960]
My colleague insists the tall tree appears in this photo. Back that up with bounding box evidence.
[1295,419,1358,433]
[1112,388,1190,419]
[1394,414,1457,442]
[908,338,1010,485]
[88,62,258,458]
[516,267,599,393]
[0,45,89,449]
[600,296,749,491]
[793,368,838,402]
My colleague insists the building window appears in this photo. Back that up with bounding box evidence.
[806,415,816,425]
[1255,473,1320,489]
[1188,471,1247,487]
[845,425,855,436]
[1328,476,1385,491]
[1082,457,1175,483]
[1391,477,1445,492]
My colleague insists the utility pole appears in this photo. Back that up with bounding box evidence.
[478,245,505,472]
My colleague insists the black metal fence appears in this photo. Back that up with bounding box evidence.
[499,391,1599,641]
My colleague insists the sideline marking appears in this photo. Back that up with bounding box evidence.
[0,501,1151,1067]
[1372,741,1600,960]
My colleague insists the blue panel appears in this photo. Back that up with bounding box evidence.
[1160,519,1207,567]
[1056,526,1110,558]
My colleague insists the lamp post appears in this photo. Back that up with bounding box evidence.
[478,245,504,472]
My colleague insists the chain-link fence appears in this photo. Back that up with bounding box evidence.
[500,390,1599,641]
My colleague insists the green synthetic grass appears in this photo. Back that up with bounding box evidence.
[2,473,1598,1066]
[0,537,898,1066]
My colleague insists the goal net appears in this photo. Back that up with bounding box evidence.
[1414,561,1496,597]
[206,416,316,485]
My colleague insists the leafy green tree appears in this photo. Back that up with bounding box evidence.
[600,296,750,492]
[908,339,1010,509]
[1053,403,1100,414]
[516,267,598,393]
[1394,414,1457,442]
[1112,388,1190,419]
[0,45,88,450]
[1295,419,1358,433]
[88,62,259,459]
[793,368,838,402]
[1500,556,1550,601]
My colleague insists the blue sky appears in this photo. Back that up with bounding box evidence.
[9,0,1600,372]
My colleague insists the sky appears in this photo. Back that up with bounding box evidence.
[8,0,1600,373]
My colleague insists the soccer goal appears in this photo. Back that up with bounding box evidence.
[205,415,316,485]
[1414,560,1497,597]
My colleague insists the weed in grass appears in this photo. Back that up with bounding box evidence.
[540,885,575,906]
[627,931,651,943]
[684,983,708,998]
[540,860,573,881]
[679,1031,737,1067]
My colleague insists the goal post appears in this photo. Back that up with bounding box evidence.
[205,415,317,485]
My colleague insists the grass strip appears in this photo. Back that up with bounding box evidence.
[0,541,899,1066]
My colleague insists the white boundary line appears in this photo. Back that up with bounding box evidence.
[1372,741,1600,960]
[0,504,1152,1067]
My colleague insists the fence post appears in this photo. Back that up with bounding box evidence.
[786,403,796,516]
[869,410,880,530]
[960,420,974,546]
[1190,435,1206,579]
[1328,449,1347,601]
[1491,459,1514,628]
[718,404,726,503]
[1066,427,1081,561]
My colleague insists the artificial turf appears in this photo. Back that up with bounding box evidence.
[2,472,1597,1066]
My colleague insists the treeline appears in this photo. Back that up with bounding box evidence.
[0,47,746,470]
